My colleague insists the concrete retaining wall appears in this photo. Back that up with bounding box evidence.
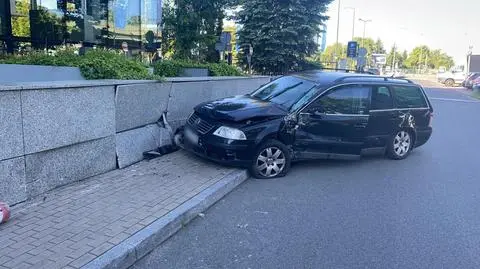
[0,76,270,205]
[0,64,84,83]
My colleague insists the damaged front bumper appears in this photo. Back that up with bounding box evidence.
[180,126,254,167]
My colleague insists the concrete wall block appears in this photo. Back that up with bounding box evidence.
[0,64,84,83]
[167,78,270,129]
[25,136,116,199]
[115,124,171,169]
[0,91,24,160]
[179,68,209,77]
[0,157,27,205]
[115,82,172,132]
[167,81,213,123]
[22,86,115,154]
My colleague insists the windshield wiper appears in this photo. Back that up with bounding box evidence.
[265,82,303,101]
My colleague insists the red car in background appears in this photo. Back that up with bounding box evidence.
[463,72,480,89]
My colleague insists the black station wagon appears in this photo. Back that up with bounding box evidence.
[179,71,433,179]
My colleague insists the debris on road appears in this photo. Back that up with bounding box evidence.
[0,202,10,224]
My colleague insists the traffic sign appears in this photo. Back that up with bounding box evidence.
[347,41,358,58]
[372,54,387,65]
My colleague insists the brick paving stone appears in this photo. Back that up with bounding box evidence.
[0,151,231,267]
[69,253,97,268]
[89,242,115,256]
[107,232,131,245]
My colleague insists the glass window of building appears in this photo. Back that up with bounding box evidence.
[0,0,161,53]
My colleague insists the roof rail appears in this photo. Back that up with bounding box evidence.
[319,67,367,73]
[333,75,414,84]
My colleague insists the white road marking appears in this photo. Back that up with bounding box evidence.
[429,97,480,103]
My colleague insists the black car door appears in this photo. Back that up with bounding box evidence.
[294,84,371,159]
[365,85,399,149]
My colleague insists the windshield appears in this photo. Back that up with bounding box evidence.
[250,76,317,111]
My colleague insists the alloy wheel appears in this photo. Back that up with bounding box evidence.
[256,147,286,178]
[393,131,411,157]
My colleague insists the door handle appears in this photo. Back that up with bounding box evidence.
[354,122,368,128]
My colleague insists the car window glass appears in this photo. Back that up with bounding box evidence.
[371,86,394,110]
[306,85,371,115]
[290,86,320,111]
[392,86,427,108]
[250,76,316,110]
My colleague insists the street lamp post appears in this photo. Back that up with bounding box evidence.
[334,0,341,68]
[358,18,372,48]
[392,43,396,71]
[344,7,355,41]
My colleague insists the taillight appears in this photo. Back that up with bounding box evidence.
[428,112,433,127]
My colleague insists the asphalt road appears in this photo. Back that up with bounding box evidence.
[133,88,480,269]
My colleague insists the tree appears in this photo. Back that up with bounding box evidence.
[11,0,30,37]
[162,0,229,61]
[237,0,332,74]
[374,39,386,54]
[429,49,454,69]
[386,45,406,69]
[321,43,346,66]
[404,46,430,69]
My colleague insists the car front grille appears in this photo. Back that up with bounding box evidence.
[187,112,215,134]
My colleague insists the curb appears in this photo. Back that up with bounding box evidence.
[81,169,249,269]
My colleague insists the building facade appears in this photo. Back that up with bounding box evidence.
[0,0,162,53]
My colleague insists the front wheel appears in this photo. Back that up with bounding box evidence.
[250,140,291,179]
[387,130,413,160]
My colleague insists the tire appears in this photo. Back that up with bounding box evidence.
[387,130,413,160]
[250,140,291,179]
[444,79,455,87]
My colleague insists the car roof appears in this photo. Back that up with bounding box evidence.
[290,70,415,86]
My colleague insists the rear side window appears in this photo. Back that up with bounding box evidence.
[392,86,427,108]
[371,86,394,110]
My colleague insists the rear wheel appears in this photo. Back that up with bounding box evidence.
[444,79,455,87]
[387,130,413,160]
[250,140,291,179]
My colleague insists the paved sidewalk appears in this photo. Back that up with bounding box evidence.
[0,150,242,269]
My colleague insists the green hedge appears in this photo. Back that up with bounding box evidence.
[0,50,159,80]
[79,50,156,80]
[0,51,244,79]
[153,60,243,77]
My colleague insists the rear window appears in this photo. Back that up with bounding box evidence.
[392,86,428,108]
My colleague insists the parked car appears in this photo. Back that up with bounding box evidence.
[366,67,381,75]
[437,70,466,87]
[462,72,480,89]
[179,71,434,178]
[473,81,480,92]
[384,70,405,78]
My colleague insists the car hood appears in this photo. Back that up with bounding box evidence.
[194,95,288,122]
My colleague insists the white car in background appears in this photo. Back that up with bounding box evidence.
[437,70,466,87]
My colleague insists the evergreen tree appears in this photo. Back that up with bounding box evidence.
[237,0,332,74]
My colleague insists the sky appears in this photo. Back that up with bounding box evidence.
[324,0,480,65]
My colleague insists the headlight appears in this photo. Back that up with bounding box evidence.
[213,126,247,140]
